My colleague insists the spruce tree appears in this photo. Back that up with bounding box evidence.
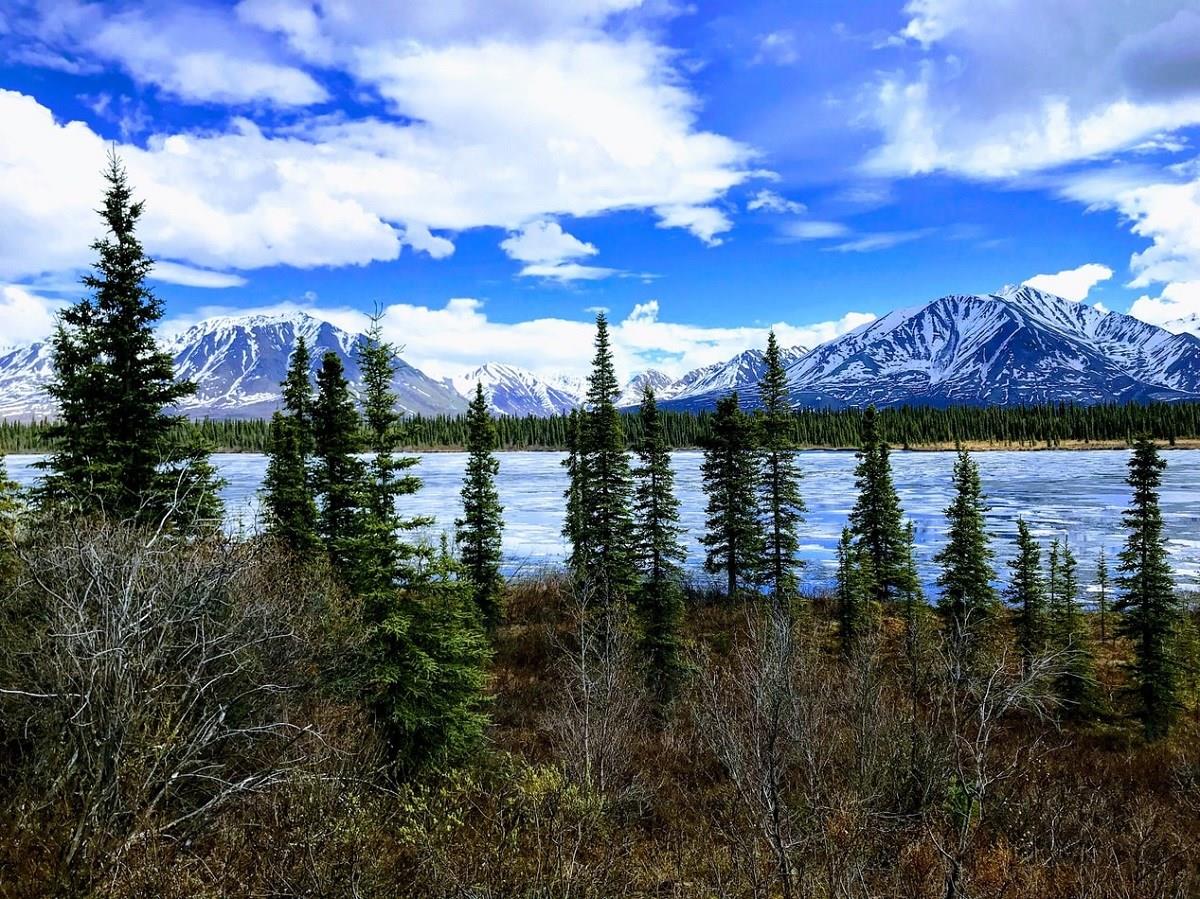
[0,457,19,590]
[1008,519,1046,666]
[355,318,428,593]
[561,408,589,572]
[577,314,636,602]
[1048,537,1097,715]
[367,537,492,772]
[312,350,365,583]
[631,385,686,701]
[700,392,762,599]
[281,335,315,452]
[1095,548,1111,644]
[352,326,489,771]
[835,526,870,658]
[262,337,317,552]
[40,151,222,528]
[456,382,505,630]
[756,330,805,610]
[934,448,998,652]
[849,405,906,604]
[1115,438,1181,739]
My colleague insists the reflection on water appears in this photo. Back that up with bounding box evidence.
[6,449,1199,593]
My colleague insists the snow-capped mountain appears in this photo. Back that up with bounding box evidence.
[1165,312,1200,338]
[0,342,56,421]
[658,345,809,410]
[617,369,676,407]
[453,363,581,417]
[778,285,1200,409]
[0,311,468,421]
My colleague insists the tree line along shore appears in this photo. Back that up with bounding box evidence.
[4,398,1200,454]
[3,154,1200,897]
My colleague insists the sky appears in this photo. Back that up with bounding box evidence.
[2,0,1200,380]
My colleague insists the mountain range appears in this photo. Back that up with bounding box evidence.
[2,285,1200,420]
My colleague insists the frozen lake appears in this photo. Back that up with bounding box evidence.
[6,449,1200,593]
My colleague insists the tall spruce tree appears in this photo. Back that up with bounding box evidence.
[312,350,365,583]
[1048,537,1097,715]
[849,405,906,604]
[40,151,222,528]
[355,318,428,593]
[456,382,505,630]
[700,392,762,599]
[1008,519,1046,666]
[262,337,317,552]
[756,331,805,610]
[577,314,636,602]
[934,448,998,651]
[835,526,870,658]
[561,408,589,572]
[1095,548,1111,644]
[353,327,489,771]
[1115,438,1181,739]
[631,385,686,701]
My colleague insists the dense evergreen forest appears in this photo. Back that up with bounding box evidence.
[4,156,1200,899]
[5,397,1200,453]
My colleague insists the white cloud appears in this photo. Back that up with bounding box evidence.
[150,261,248,289]
[653,204,733,246]
[0,24,754,278]
[753,31,799,66]
[867,1,1200,178]
[517,262,618,282]
[26,1,327,107]
[0,285,63,347]
[500,220,618,281]
[500,221,597,264]
[1130,280,1200,328]
[237,0,647,53]
[1023,263,1114,302]
[201,296,871,381]
[1058,163,1200,325]
[746,189,806,214]
[828,229,934,253]
[779,220,851,241]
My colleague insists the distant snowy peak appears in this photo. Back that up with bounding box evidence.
[453,362,581,417]
[661,345,809,408]
[1165,312,1200,338]
[617,369,675,406]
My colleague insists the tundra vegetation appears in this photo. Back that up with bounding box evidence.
[2,159,1199,899]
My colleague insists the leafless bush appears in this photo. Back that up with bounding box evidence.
[693,605,830,899]
[545,579,646,800]
[0,523,343,893]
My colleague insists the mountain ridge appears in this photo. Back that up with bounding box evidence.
[2,287,1200,420]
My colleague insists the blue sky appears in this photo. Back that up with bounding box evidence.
[2,0,1199,379]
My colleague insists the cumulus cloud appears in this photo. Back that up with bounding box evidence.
[0,285,63,347]
[498,220,615,280]
[174,296,872,381]
[1058,162,1200,324]
[0,20,753,278]
[867,0,1200,178]
[1130,280,1200,328]
[1023,263,1114,302]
